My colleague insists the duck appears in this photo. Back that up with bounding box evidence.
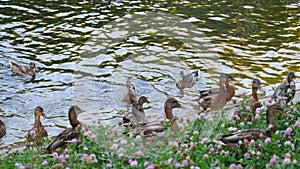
[176,70,199,90]
[27,106,48,139]
[273,72,296,105]
[9,60,36,77]
[218,104,293,147]
[0,119,6,138]
[46,106,85,151]
[123,97,182,137]
[122,96,150,126]
[196,73,228,111]
[233,78,266,122]
[122,79,138,104]
[199,74,235,102]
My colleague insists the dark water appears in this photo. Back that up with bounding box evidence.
[0,0,299,148]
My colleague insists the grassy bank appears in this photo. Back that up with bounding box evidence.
[0,98,299,169]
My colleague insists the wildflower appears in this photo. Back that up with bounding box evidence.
[135,150,144,157]
[216,145,222,152]
[136,135,141,141]
[144,161,149,167]
[269,155,278,167]
[229,163,237,169]
[111,143,118,150]
[282,158,291,166]
[120,138,128,145]
[71,138,78,142]
[209,148,214,154]
[29,130,36,136]
[250,139,255,146]
[244,153,250,159]
[42,160,48,166]
[130,160,138,167]
[193,130,198,135]
[83,146,88,151]
[106,163,112,168]
[254,113,261,120]
[240,122,244,126]
[255,107,261,113]
[81,153,88,160]
[284,127,292,137]
[293,160,297,164]
[284,122,289,126]
[91,134,96,140]
[256,151,261,157]
[65,154,69,160]
[175,163,181,168]
[264,137,271,144]
[146,165,155,169]
[182,159,188,167]
[294,121,300,128]
[246,106,251,111]
[228,127,237,132]
[167,158,173,164]
[284,141,291,146]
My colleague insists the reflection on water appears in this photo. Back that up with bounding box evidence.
[0,0,299,148]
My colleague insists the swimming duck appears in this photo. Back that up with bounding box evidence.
[196,73,228,111]
[122,80,138,104]
[9,60,36,77]
[0,119,6,138]
[199,74,235,102]
[218,104,293,146]
[122,96,150,125]
[46,106,85,151]
[176,70,199,90]
[273,72,296,105]
[123,97,182,136]
[27,106,48,139]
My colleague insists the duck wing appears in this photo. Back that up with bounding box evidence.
[9,60,29,74]
[46,128,79,151]
[220,129,265,144]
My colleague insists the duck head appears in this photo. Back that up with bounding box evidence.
[287,72,296,84]
[35,106,47,119]
[138,96,150,105]
[68,106,85,129]
[252,78,266,94]
[29,62,36,70]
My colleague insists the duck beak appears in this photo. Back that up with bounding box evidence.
[42,113,48,119]
[258,86,266,94]
[281,112,294,119]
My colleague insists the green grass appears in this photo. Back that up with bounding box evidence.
[0,99,299,169]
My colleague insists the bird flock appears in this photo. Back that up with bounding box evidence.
[0,60,297,153]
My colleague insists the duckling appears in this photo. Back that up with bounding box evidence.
[122,80,138,104]
[46,106,85,151]
[218,104,293,147]
[122,96,150,125]
[273,72,296,105]
[27,106,48,139]
[197,73,228,111]
[199,74,235,102]
[176,70,199,90]
[123,97,182,136]
[9,60,36,77]
[0,119,6,138]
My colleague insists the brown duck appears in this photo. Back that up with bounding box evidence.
[122,96,150,126]
[196,73,228,111]
[123,97,182,137]
[46,106,85,151]
[0,119,6,138]
[219,104,293,146]
[176,70,199,90]
[199,74,235,102]
[122,80,138,104]
[9,60,36,77]
[273,72,296,105]
[234,78,265,122]
[27,106,48,139]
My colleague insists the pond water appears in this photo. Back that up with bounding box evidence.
[0,0,299,149]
